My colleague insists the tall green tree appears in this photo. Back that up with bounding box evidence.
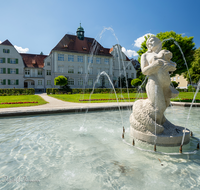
[137,31,196,76]
[185,48,200,83]
[54,75,68,88]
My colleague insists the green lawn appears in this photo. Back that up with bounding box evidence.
[49,92,200,103]
[0,95,48,108]
[49,93,147,103]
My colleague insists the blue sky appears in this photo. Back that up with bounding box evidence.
[1,0,200,59]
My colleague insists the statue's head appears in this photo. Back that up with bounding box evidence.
[146,36,162,53]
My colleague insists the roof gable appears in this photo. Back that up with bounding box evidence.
[20,53,47,68]
[1,39,14,46]
[51,34,112,57]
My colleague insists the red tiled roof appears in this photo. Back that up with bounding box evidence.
[1,39,14,46]
[51,34,112,57]
[20,53,47,68]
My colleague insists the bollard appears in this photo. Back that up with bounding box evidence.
[179,145,182,153]
[132,139,135,146]
[123,127,125,133]
[122,133,124,139]
[154,144,156,152]
[190,131,193,137]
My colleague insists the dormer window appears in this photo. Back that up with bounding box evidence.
[64,44,68,48]
[82,47,87,51]
[100,49,104,53]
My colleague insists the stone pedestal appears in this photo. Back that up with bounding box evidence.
[130,120,190,146]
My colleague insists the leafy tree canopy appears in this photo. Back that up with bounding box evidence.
[171,81,179,88]
[185,48,200,83]
[137,31,196,77]
[54,75,68,87]
[131,78,142,87]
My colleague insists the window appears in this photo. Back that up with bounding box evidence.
[0,58,5,63]
[68,66,74,73]
[47,62,50,66]
[78,56,83,62]
[58,66,64,73]
[104,58,109,64]
[68,55,74,62]
[88,79,93,86]
[46,70,51,75]
[105,79,109,86]
[38,80,42,85]
[25,69,30,76]
[8,58,18,64]
[78,78,83,86]
[173,77,176,81]
[8,79,18,85]
[178,76,180,80]
[47,80,51,85]
[58,54,64,61]
[3,49,9,53]
[88,67,93,74]
[126,73,128,78]
[38,70,42,76]
[68,78,74,85]
[0,68,6,74]
[88,57,93,63]
[10,68,16,74]
[96,58,101,64]
[0,79,6,85]
[130,66,132,70]
[78,66,83,74]
[131,73,134,78]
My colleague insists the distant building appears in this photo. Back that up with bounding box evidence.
[0,40,24,88]
[171,74,188,89]
[0,24,137,91]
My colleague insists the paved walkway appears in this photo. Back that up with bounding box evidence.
[0,93,199,117]
[0,93,133,117]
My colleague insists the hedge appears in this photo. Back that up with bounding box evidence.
[0,88,35,96]
[46,88,138,94]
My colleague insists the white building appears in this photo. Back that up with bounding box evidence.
[0,25,137,91]
[0,40,24,88]
[44,25,136,89]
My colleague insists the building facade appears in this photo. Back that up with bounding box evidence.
[0,25,137,91]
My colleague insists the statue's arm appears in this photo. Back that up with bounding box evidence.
[141,54,162,75]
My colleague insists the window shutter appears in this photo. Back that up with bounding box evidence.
[8,68,10,74]
[16,69,19,74]
[3,58,5,63]
[3,49,5,53]
[16,80,19,85]
[3,79,6,85]
[8,58,10,63]
[16,59,18,64]
[8,79,10,85]
[8,49,10,53]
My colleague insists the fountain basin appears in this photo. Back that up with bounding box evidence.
[130,126,190,146]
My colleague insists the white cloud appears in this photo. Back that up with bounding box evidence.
[134,33,154,48]
[122,47,138,58]
[14,45,29,53]
[0,41,1,44]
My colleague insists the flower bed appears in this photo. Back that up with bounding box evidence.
[79,97,147,101]
[1,101,38,104]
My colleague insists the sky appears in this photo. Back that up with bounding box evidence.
[0,0,200,59]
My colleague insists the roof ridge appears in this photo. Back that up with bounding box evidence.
[1,39,14,46]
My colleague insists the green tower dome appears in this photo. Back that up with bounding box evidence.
[76,23,84,40]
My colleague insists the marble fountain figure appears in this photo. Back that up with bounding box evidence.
[130,36,190,146]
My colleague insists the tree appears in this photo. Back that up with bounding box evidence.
[171,81,179,88]
[185,48,200,83]
[54,75,68,88]
[137,31,196,76]
[131,78,142,87]
[40,52,44,55]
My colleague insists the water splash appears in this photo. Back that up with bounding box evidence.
[181,80,200,145]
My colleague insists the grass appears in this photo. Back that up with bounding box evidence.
[49,93,147,103]
[49,92,200,103]
[0,95,48,108]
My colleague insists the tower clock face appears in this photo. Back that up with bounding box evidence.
[80,32,83,35]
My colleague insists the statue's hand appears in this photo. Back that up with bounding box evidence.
[162,64,176,72]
